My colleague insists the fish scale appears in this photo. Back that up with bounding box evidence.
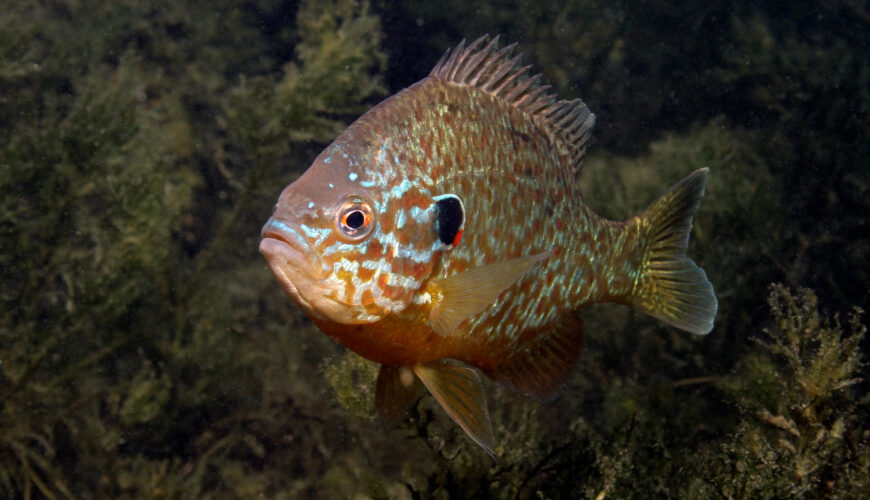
[260,35,717,454]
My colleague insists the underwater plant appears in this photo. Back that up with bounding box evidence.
[320,285,867,499]
[693,285,868,498]
[1,0,387,496]
[1,0,867,497]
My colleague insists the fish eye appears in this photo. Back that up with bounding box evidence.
[335,198,374,241]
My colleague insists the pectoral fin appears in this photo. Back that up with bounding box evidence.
[413,361,495,456]
[375,365,423,425]
[428,252,551,336]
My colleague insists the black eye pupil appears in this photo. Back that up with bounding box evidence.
[345,210,364,229]
[335,199,373,240]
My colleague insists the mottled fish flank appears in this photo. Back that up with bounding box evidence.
[260,35,717,454]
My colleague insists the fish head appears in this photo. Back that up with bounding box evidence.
[260,140,448,325]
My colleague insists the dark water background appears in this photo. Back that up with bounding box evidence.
[1,0,868,497]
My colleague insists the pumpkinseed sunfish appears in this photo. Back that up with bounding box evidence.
[260,35,717,454]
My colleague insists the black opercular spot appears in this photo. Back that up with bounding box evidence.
[436,195,464,246]
[345,210,365,229]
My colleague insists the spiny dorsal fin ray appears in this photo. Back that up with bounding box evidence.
[431,35,596,173]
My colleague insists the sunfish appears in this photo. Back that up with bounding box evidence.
[260,35,717,454]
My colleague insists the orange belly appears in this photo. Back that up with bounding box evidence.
[311,304,463,366]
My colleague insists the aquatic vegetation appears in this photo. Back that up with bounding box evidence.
[0,0,867,497]
[718,9,870,318]
[694,285,868,498]
[0,46,199,499]
[578,120,787,382]
[1,0,386,496]
[323,353,379,419]
[342,285,867,499]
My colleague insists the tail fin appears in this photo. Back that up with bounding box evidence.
[632,168,717,334]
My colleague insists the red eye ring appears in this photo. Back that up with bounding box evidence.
[334,198,374,241]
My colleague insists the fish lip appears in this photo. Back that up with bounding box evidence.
[260,230,304,257]
[259,236,373,323]
[259,219,332,317]
[259,219,384,325]
[259,219,328,278]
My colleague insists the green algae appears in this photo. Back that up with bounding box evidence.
[323,353,380,419]
[326,285,866,499]
[694,285,868,499]
[1,0,868,498]
[1,0,386,496]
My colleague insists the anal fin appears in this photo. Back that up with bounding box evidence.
[488,312,584,402]
[375,365,423,425]
[413,361,495,456]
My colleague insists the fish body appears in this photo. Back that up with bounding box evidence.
[260,36,717,454]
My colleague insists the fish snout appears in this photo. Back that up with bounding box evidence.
[259,219,328,281]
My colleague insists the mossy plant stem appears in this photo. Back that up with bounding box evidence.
[42,335,136,395]
[1,334,63,404]
[172,156,265,352]
[12,440,73,500]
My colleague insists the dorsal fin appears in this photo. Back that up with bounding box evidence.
[430,35,596,173]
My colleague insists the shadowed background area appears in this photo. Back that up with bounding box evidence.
[1,0,868,497]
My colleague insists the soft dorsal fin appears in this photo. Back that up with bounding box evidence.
[430,35,596,173]
[413,361,495,456]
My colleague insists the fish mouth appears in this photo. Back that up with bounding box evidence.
[259,220,329,318]
[259,219,385,325]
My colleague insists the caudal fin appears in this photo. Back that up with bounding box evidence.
[632,168,717,334]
